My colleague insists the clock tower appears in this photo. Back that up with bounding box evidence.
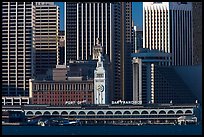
[94,39,108,104]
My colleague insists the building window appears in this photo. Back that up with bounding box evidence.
[59,84,62,91]
[34,84,37,90]
[39,84,42,90]
[76,84,78,90]
[48,84,51,90]
[74,84,76,90]
[70,84,72,90]
[84,84,86,90]
[51,84,54,91]
[96,74,104,78]
[44,84,47,90]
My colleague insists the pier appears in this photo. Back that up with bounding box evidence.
[2,104,199,125]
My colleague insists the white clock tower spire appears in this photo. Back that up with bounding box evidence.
[94,38,108,104]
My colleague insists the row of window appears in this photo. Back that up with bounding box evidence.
[33,93,92,98]
[32,99,93,103]
[33,96,92,100]
[33,83,93,91]
[32,99,93,105]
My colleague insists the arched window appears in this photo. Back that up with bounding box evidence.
[141,111,148,114]
[43,111,51,115]
[106,111,113,115]
[123,111,131,115]
[159,110,166,115]
[26,111,33,116]
[167,110,175,114]
[132,111,140,115]
[150,110,157,114]
[115,111,122,115]
[52,111,59,115]
[97,111,104,115]
[78,111,86,115]
[61,111,68,116]
[185,110,192,114]
[176,110,183,114]
[35,111,42,116]
[69,111,77,115]
[87,111,95,115]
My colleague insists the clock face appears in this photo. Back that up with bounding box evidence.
[97,84,104,92]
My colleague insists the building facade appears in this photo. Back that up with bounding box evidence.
[35,2,60,80]
[65,2,114,61]
[2,2,36,96]
[123,2,133,101]
[132,49,171,104]
[192,2,202,65]
[133,26,143,53]
[29,79,94,105]
[52,65,68,81]
[59,30,65,65]
[143,2,193,66]
[67,60,97,80]
[153,66,196,104]
[2,96,30,106]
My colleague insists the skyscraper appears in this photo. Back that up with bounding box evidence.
[132,49,171,104]
[65,2,114,62]
[192,2,202,65]
[133,26,143,53]
[59,30,65,65]
[2,2,35,96]
[35,2,60,80]
[132,49,195,104]
[123,2,133,101]
[65,2,132,101]
[143,2,193,66]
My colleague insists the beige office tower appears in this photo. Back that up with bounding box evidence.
[143,2,193,66]
[192,2,202,65]
[35,2,60,80]
[2,2,36,96]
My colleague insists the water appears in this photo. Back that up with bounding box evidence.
[2,125,202,135]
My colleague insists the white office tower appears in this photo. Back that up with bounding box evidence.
[2,2,36,96]
[94,51,108,104]
[143,2,193,66]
